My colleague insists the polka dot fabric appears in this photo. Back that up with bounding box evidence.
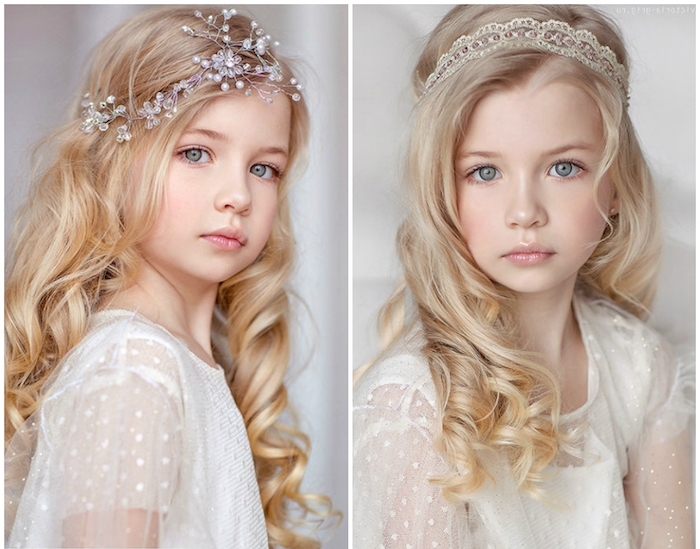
[353,294,694,548]
[6,310,268,548]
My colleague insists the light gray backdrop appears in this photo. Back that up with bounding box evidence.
[5,5,348,547]
[353,4,696,369]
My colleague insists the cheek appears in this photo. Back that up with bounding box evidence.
[456,188,492,247]
[574,206,608,240]
[163,190,196,218]
[261,207,277,242]
[579,180,614,236]
[145,183,199,240]
[254,188,280,241]
[560,192,610,255]
[151,198,181,234]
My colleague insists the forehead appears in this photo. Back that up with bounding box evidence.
[185,93,292,147]
[460,79,603,154]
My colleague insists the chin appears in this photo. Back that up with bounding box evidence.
[499,277,577,297]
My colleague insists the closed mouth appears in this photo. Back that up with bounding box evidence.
[202,227,247,246]
[503,243,554,256]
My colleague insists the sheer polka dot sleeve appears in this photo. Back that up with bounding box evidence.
[354,374,468,549]
[6,331,183,548]
[625,338,694,549]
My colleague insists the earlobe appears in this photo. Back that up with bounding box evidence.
[609,196,620,216]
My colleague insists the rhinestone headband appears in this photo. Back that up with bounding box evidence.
[80,8,302,143]
[423,18,628,99]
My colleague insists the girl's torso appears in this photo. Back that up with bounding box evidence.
[6,309,268,549]
[353,294,682,549]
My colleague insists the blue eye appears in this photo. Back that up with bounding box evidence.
[469,166,500,182]
[182,148,210,163]
[549,162,580,178]
[250,163,278,180]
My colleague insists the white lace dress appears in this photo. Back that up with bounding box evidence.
[6,309,268,548]
[354,295,694,549]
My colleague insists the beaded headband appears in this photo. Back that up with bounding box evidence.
[423,17,628,99]
[80,8,302,143]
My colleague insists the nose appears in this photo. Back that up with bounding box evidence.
[505,177,547,228]
[215,170,252,214]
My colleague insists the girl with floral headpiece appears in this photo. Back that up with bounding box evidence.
[354,5,693,549]
[5,5,343,548]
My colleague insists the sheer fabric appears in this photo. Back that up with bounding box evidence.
[353,294,694,549]
[6,310,268,548]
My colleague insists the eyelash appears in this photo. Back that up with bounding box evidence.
[554,157,585,169]
[252,162,284,181]
[177,146,212,165]
[465,163,497,183]
[464,158,587,182]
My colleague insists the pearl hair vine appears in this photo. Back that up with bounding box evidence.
[423,17,629,100]
[80,8,302,143]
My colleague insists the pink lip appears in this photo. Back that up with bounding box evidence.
[201,227,248,251]
[503,243,554,265]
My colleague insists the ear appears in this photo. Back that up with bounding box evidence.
[609,194,620,216]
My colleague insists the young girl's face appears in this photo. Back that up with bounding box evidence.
[454,77,617,299]
[138,93,291,290]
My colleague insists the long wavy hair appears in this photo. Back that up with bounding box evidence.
[5,6,332,548]
[369,4,661,502]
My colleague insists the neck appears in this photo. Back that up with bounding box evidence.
[104,260,219,365]
[512,284,579,372]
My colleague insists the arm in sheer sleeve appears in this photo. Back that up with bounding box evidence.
[7,329,184,548]
[625,342,694,549]
[57,368,182,547]
[354,379,467,549]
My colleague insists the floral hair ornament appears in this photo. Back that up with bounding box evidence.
[80,8,303,143]
[423,17,629,100]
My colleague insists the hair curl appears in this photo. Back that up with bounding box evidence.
[370,4,661,502]
[5,6,333,547]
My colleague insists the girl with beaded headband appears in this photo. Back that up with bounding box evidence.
[354,5,693,549]
[5,5,342,548]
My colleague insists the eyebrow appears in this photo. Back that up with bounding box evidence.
[181,128,289,156]
[258,146,289,157]
[456,143,597,161]
[182,127,229,142]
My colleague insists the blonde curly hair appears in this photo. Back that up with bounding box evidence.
[368,4,661,502]
[5,6,333,548]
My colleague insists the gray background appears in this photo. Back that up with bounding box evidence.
[5,5,348,547]
[353,4,696,369]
